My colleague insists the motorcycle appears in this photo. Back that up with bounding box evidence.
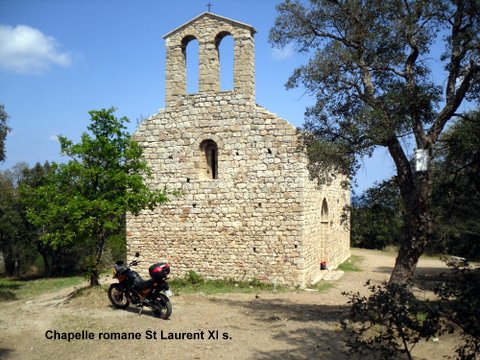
[108,252,172,319]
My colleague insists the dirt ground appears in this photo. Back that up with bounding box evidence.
[0,249,462,359]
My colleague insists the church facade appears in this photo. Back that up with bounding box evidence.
[126,12,350,287]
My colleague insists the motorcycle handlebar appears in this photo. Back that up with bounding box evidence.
[129,252,141,267]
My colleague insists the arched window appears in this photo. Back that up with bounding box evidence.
[182,35,199,94]
[199,140,218,180]
[215,32,234,91]
[321,198,329,223]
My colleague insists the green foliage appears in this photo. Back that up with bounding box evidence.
[185,270,205,284]
[352,180,404,250]
[0,162,91,277]
[0,103,10,163]
[26,108,169,285]
[351,112,480,260]
[342,282,441,360]
[19,162,86,276]
[343,262,480,359]
[104,231,127,264]
[269,0,480,180]
[169,271,282,295]
[0,164,43,276]
[429,111,480,259]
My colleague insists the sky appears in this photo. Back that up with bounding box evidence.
[0,0,396,193]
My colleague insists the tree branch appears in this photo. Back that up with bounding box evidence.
[386,136,414,201]
[428,62,480,144]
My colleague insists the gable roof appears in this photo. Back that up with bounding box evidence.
[163,12,256,39]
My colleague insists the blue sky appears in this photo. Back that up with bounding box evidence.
[0,0,395,192]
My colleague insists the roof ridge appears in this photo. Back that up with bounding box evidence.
[163,12,256,39]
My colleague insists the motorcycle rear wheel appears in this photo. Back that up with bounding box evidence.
[152,293,172,319]
[108,284,130,309]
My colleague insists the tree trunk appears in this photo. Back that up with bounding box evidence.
[40,252,51,276]
[389,172,432,286]
[89,229,106,286]
[89,270,100,286]
[37,245,51,276]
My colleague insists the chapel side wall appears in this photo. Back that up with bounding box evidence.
[325,177,351,268]
[126,98,306,285]
[301,170,351,284]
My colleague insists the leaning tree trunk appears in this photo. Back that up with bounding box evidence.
[389,172,433,286]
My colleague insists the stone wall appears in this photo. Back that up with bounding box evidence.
[301,174,350,284]
[128,93,306,285]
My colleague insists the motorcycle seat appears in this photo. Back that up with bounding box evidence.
[134,277,154,290]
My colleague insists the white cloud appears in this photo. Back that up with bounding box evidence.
[0,24,71,74]
[272,43,295,60]
[48,134,59,142]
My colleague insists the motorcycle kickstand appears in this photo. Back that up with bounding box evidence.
[137,306,144,316]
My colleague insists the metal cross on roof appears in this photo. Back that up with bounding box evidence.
[207,2,213,12]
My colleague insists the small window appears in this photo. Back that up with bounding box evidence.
[321,198,329,223]
[199,140,218,179]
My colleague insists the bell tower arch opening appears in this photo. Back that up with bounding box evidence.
[182,35,199,94]
[215,31,234,91]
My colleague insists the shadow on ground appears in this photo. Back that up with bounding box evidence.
[373,266,449,292]
[0,348,13,359]
[121,305,164,319]
[212,297,352,359]
[0,283,22,301]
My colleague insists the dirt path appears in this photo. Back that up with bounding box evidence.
[0,249,459,359]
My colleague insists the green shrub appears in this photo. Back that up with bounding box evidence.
[435,263,480,359]
[342,282,441,360]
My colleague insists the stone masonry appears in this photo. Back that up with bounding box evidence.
[126,12,350,287]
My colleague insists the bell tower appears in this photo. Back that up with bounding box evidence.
[163,12,256,107]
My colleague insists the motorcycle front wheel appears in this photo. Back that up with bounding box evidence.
[152,293,172,319]
[108,284,130,309]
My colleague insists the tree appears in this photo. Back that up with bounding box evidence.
[430,109,480,259]
[270,0,480,285]
[351,180,404,250]
[351,111,480,260]
[0,164,39,276]
[0,104,10,163]
[27,108,168,286]
[18,161,85,276]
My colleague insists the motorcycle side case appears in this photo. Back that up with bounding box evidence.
[149,263,170,280]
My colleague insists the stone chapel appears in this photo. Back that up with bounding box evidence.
[126,12,350,287]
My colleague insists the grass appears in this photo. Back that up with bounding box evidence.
[0,267,336,303]
[310,281,335,292]
[169,270,289,295]
[338,255,363,272]
[0,276,85,301]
